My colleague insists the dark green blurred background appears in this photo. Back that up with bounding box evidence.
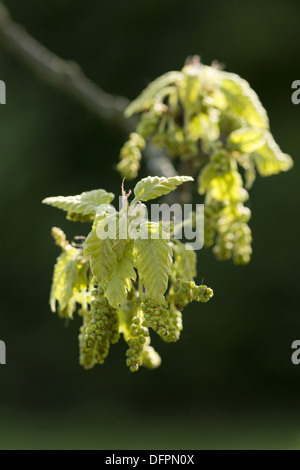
[0,0,299,450]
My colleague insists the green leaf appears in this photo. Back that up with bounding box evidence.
[75,261,89,294]
[134,222,172,303]
[106,241,136,307]
[50,247,80,314]
[228,129,293,176]
[125,71,183,117]
[133,176,193,202]
[228,128,265,153]
[173,241,197,280]
[84,218,117,291]
[252,132,293,176]
[42,189,115,218]
[112,238,128,260]
[220,71,269,129]
[111,214,129,260]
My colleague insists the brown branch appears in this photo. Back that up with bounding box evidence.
[0,3,178,178]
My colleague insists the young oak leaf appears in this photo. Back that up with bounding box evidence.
[50,247,80,314]
[228,128,293,177]
[42,189,114,219]
[133,175,193,202]
[134,222,172,303]
[106,241,136,308]
[84,217,117,291]
[125,71,183,117]
[219,71,269,130]
[227,128,265,154]
[111,213,130,260]
[251,132,293,177]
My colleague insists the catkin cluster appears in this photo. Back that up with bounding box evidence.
[141,295,182,343]
[168,279,214,311]
[117,132,145,180]
[45,180,215,373]
[118,59,292,264]
[79,289,119,369]
[125,314,149,372]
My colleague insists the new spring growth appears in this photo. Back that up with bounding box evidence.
[119,57,293,264]
[43,176,213,372]
[43,56,293,374]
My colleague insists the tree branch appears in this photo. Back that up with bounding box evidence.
[0,3,178,178]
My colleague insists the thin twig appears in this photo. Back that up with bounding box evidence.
[0,4,131,131]
[0,3,178,178]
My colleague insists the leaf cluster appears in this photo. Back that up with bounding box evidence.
[43,177,213,371]
[118,58,293,264]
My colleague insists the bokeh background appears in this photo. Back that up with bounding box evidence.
[0,0,299,450]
